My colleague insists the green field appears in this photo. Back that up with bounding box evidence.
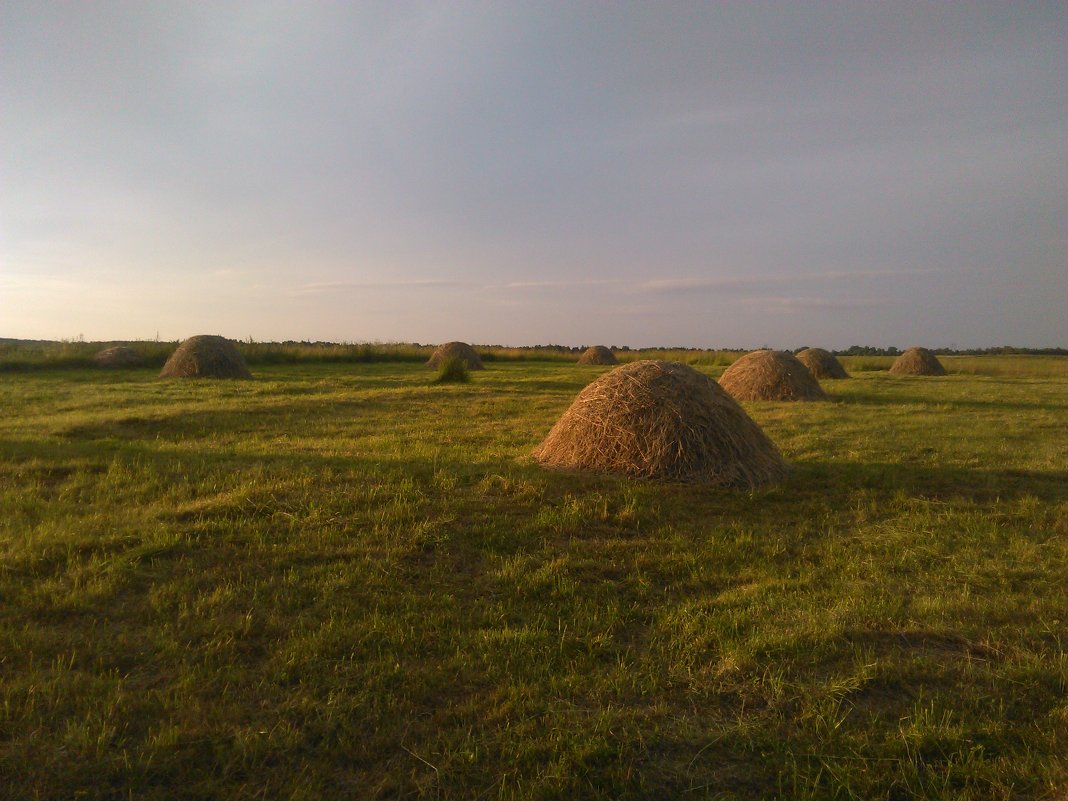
[1,357,1066,800]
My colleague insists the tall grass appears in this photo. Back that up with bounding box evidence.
[0,340,751,371]
[0,340,433,371]
[431,356,471,384]
[839,355,895,372]
[940,354,1068,377]
[3,340,1065,379]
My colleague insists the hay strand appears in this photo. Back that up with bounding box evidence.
[532,360,787,487]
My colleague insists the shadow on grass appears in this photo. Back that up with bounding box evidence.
[834,389,1067,412]
[8,420,1066,510]
[790,459,1068,504]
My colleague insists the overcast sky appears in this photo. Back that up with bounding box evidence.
[2,2,1065,348]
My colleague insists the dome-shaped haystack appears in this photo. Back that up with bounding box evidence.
[718,350,827,401]
[796,347,848,379]
[532,360,787,487]
[94,346,143,368]
[426,341,484,370]
[889,347,946,376]
[577,345,618,365]
[159,335,252,379]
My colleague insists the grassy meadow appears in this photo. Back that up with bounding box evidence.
[0,353,1065,799]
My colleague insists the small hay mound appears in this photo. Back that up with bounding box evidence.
[889,347,946,376]
[718,350,827,401]
[159,335,252,379]
[532,360,787,487]
[577,345,618,365]
[796,347,848,379]
[426,341,484,370]
[94,346,143,368]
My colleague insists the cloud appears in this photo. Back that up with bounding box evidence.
[0,273,84,293]
[492,279,616,290]
[632,276,772,294]
[631,269,939,295]
[743,296,881,310]
[293,279,473,295]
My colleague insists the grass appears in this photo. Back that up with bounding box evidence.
[432,356,472,384]
[0,359,1065,799]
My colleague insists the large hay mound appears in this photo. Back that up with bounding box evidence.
[532,360,787,487]
[159,335,252,379]
[577,345,618,365]
[426,341,484,370]
[94,346,143,368]
[889,347,946,376]
[796,347,849,379]
[718,350,827,401]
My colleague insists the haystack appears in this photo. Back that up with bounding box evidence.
[577,345,618,365]
[718,350,826,401]
[426,341,484,370]
[94,346,143,368]
[532,360,787,487]
[796,347,848,379]
[889,347,946,376]
[159,335,252,379]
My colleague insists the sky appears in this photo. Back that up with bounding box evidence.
[2,2,1065,349]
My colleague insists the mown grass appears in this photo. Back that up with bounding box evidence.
[0,360,1065,800]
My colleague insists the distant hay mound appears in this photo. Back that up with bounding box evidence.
[889,347,946,376]
[796,347,848,379]
[718,350,827,401]
[577,345,618,365]
[426,341,484,370]
[532,360,787,487]
[159,335,252,379]
[94,346,143,368]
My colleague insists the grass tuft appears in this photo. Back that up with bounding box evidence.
[431,356,471,384]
